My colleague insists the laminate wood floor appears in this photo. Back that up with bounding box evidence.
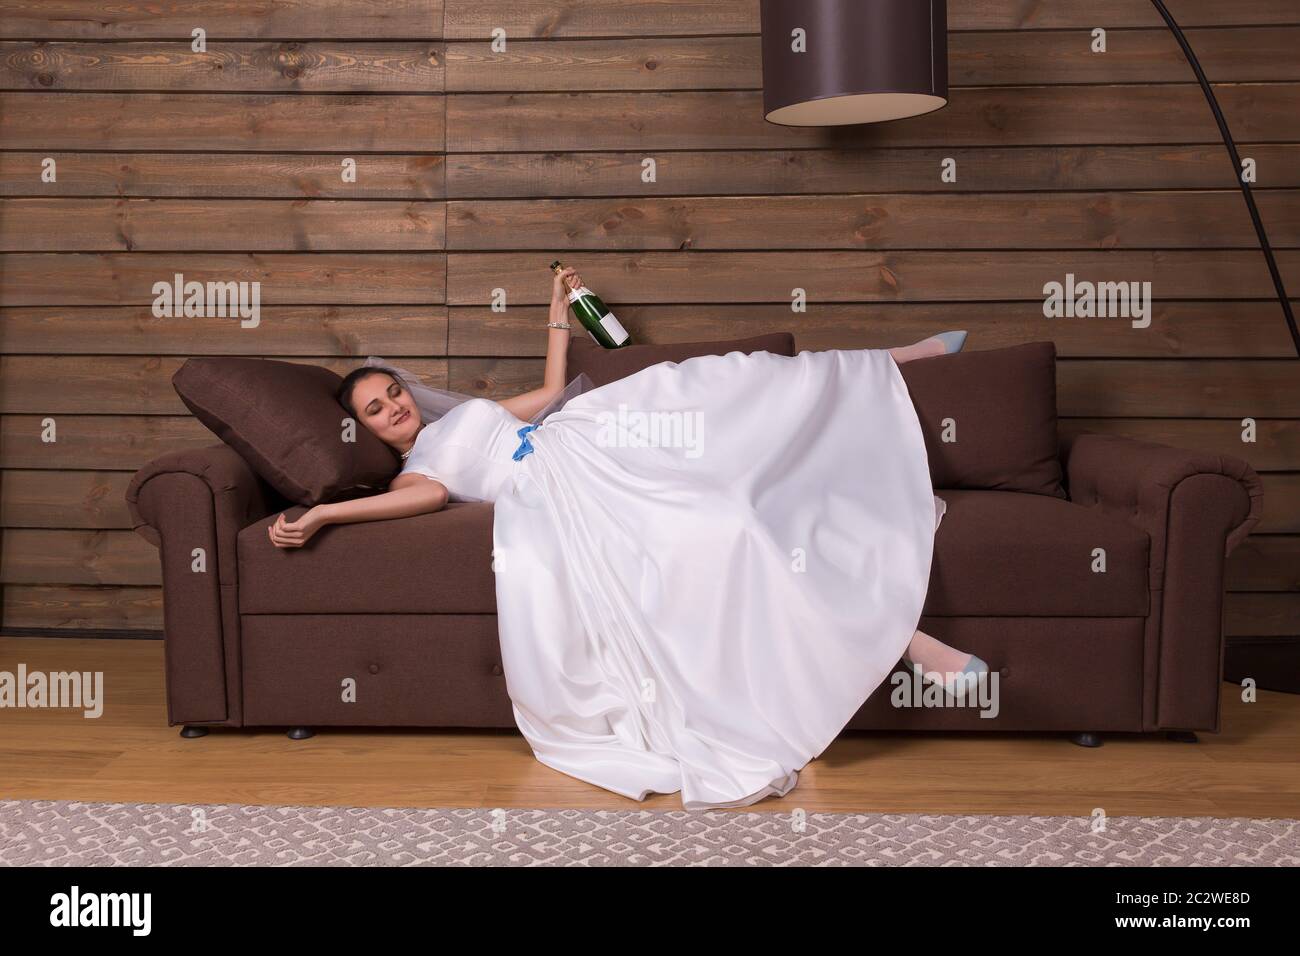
[2,636,1297,817]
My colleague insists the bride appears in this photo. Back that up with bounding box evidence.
[267,265,990,810]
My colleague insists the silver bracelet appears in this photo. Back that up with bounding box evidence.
[547,321,572,330]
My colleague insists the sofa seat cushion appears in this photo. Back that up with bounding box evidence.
[240,491,1148,618]
[924,490,1150,617]
[239,501,498,614]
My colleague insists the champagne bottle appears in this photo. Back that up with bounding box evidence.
[550,260,630,349]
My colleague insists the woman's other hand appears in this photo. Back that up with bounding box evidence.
[552,265,580,301]
[267,507,328,549]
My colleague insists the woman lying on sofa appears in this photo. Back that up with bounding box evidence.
[266,263,988,811]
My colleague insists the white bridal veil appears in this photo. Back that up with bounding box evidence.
[361,356,595,426]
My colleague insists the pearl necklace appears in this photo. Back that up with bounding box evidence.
[400,422,425,460]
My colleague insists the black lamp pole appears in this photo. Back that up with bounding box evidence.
[1150,0,1300,358]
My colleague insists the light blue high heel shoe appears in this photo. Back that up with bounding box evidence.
[904,652,990,700]
[932,330,968,355]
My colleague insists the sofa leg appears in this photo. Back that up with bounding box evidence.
[287,727,314,740]
[1069,732,1103,748]
[179,725,209,739]
[1166,730,1199,743]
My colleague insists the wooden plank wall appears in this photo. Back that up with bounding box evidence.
[1,1,1297,667]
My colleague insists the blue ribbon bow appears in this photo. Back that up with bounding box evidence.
[512,424,539,461]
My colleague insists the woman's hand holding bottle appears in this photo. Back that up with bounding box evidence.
[552,266,581,303]
[548,259,628,347]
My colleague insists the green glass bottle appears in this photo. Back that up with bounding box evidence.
[550,260,630,349]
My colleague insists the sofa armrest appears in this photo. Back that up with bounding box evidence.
[1060,431,1263,731]
[1061,432,1263,576]
[125,443,280,726]
[127,443,279,555]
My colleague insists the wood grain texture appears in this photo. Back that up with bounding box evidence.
[1,587,161,630]
[444,145,1300,196]
[0,415,218,469]
[447,302,1300,358]
[17,249,1296,308]
[1225,593,1300,636]
[9,3,1284,42]
[0,41,445,92]
[0,356,448,414]
[441,29,1300,91]
[1056,361,1300,417]
[1,471,134,528]
[445,354,1300,416]
[11,146,1297,199]
[3,300,1296,359]
[0,153,445,198]
[1257,476,1300,533]
[1,199,445,251]
[443,0,1300,37]
[1057,419,1300,472]
[0,0,445,40]
[15,188,1300,255]
[0,306,448,354]
[0,529,161,585]
[446,86,1300,152]
[1227,537,1300,592]
[0,254,445,305]
[445,250,1300,304]
[0,92,446,151]
[445,192,1300,250]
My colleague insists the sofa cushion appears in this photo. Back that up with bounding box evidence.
[239,491,1148,618]
[899,341,1066,498]
[173,357,401,505]
[567,332,797,388]
[923,489,1149,616]
[239,501,499,614]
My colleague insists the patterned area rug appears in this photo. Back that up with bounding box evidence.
[2,799,1297,866]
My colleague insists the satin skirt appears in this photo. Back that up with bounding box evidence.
[491,347,943,810]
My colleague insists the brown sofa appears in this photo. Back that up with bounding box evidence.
[125,337,1264,747]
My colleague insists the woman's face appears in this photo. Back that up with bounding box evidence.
[351,373,421,451]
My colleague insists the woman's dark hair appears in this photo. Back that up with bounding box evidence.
[336,365,408,421]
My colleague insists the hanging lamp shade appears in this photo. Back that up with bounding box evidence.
[761,0,949,126]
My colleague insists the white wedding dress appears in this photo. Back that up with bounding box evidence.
[399,347,945,810]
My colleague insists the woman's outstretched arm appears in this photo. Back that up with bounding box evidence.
[497,265,578,422]
[267,472,447,548]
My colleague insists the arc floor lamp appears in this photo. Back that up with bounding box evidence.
[759,0,1300,358]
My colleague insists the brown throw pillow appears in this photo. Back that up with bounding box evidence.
[172,357,401,505]
[897,341,1066,498]
[567,332,797,388]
